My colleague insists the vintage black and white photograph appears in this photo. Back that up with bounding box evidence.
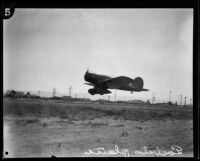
[3,8,193,157]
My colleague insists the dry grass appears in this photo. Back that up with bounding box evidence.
[3,97,193,121]
[3,98,193,157]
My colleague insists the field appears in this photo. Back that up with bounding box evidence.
[3,97,193,157]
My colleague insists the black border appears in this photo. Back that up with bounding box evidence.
[5,0,200,8]
[1,0,199,160]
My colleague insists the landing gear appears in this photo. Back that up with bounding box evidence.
[88,88,111,95]
[88,89,96,95]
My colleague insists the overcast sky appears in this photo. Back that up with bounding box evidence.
[3,9,193,102]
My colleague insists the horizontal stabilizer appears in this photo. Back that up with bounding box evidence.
[140,88,149,91]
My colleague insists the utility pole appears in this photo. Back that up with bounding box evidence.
[152,93,155,104]
[108,95,110,102]
[115,90,117,102]
[180,95,183,106]
[169,90,171,103]
[184,97,187,106]
[68,85,72,97]
[53,87,56,97]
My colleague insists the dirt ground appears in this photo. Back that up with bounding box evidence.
[3,98,193,158]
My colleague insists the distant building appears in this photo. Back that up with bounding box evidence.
[154,103,169,106]
[77,98,90,101]
[6,90,25,98]
[26,92,40,98]
[51,96,62,100]
[5,90,15,97]
[62,96,72,100]
[147,100,151,104]
[98,99,108,102]
[5,90,40,98]
[131,100,146,104]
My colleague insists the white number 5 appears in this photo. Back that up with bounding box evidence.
[5,8,10,17]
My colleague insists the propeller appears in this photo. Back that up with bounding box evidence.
[86,67,90,73]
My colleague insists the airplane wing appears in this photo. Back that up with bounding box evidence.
[84,82,94,86]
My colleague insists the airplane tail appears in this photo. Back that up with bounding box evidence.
[133,77,144,89]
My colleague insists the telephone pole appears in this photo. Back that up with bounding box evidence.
[180,95,183,106]
[68,85,72,97]
[152,93,155,104]
[108,95,110,102]
[184,97,187,106]
[53,87,56,97]
[115,90,117,102]
[169,90,171,103]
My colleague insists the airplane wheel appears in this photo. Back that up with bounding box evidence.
[88,89,96,95]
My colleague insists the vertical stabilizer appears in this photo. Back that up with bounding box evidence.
[133,77,144,89]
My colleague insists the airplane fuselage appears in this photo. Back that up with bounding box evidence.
[84,71,149,95]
